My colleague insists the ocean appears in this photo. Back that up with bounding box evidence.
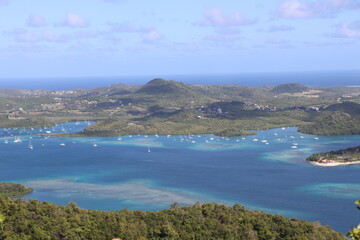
[0,70,359,90]
[0,122,359,233]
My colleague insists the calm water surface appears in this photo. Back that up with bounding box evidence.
[0,122,359,233]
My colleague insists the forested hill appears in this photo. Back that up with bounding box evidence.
[0,197,346,240]
[298,102,360,135]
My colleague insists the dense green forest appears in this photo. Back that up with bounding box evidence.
[307,145,360,163]
[0,196,346,240]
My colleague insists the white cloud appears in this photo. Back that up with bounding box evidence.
[197,8,256,27]
[277,0,360,19]
[142,29,163,43]
[60,13,89,28]
[278,0,315,18]
[4,29,69,43]
[27,14,46,27]
[42,30,67,42]
[334,21,360,37]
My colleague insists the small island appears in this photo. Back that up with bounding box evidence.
[307,146,360,167]
[0,183,33,197]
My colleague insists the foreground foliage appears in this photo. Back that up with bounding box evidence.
[0,197,345,240]
[348,200,360,240]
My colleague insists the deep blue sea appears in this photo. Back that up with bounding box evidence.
[0,70,359,90]
[0,122,359,233]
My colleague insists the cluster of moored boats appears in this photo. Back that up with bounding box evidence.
[1,125,321,151]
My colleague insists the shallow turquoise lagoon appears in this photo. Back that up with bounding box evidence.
[0,122,359,233]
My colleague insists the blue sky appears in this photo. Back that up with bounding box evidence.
[0,0,360,78]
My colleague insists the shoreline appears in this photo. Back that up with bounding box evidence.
[310,160,360,167]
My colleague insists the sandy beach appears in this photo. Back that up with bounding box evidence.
[310,161,360,167]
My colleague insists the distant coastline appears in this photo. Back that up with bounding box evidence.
[1,70,360,90]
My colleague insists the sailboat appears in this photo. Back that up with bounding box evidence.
[28,138,33,150]
[147,146,151,153]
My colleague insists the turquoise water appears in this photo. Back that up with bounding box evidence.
[0,122,359,233]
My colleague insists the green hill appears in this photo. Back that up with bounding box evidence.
[0,197,346,240]
[324,102,360,115]
[299,111,360,135]
[271,83,309,94]
[137,78,197,96]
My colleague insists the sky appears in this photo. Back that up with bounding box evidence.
[0,0,360,78]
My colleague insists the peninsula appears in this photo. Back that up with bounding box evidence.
[307,146,360,167]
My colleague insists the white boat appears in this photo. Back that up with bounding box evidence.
[291,145,298,149]
[93,144,98,147]
[252,138,258,142]
[261,140,267,143]
[117,137,122,141]
[59,143,65,146]
[28,138,33,150]
[4,140,8,144]
[13,137,22,143]
[314,137,319,140]
[147,146,151,153]
[191,140,196,143]
[299,136,304,139]
[45,131,52,134]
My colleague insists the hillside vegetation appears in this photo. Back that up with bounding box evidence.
[307,145,360,163]
[0,197,346,240]
[0,79,360,136]
[271,83,309,94]
[299,102,360,135]
[0,183,33,197]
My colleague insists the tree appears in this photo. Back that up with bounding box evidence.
[348,200,360,240]
[0,214,4,232]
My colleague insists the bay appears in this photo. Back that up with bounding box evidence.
[0,122,359,233]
